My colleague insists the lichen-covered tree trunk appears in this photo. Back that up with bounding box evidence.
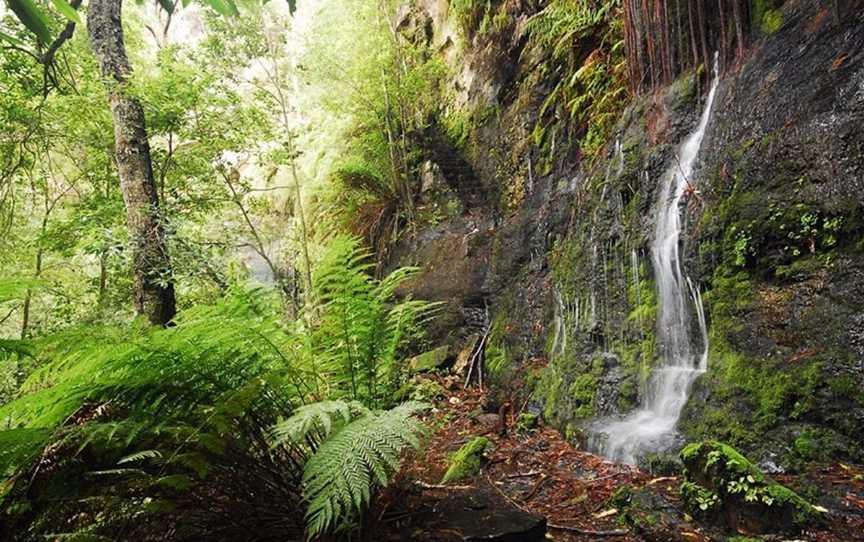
[87,0,176,325]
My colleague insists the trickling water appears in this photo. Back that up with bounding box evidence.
[630,250,641,325]
[593,56,720,464]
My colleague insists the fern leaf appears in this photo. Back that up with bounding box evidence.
[271,400,370,446]
[117,449,162,465]
[301,401,429,538]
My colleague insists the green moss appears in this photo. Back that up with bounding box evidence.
[608,484,633,509]
[484,310,514,384]
[441,436,490,483]
[568,373,597,418]
[760,9,784,33]
[680,441,818,528]
[793,429,821,462]
[408,345,450,373]
[752,0,783,32]
[670,72,696,103]
[828,375,862,401]
[705,338,823,431]
[441,110,470,150]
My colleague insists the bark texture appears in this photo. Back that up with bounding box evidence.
[88,0,176,325]
[624,0,754,94]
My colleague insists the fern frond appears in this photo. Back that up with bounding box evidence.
[117,449,162,465]
[270,400,370,446]
[301,401,429,538]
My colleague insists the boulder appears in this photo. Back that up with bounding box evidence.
[452,334,480,376]
[680,441,820,534]
[409,345,450,373]
[413,487,547,542]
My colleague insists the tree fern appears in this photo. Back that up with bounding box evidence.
[311,236,436,408]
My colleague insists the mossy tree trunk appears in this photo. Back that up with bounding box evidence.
[87,0,176,325]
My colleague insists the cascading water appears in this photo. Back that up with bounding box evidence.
[592,55,720,464]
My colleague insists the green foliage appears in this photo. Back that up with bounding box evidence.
[448,0,487,34]
[441,435,489,483]
[680,480,720,512]
[516,412,539,433]
[0,290,313,540]
[680,441,819,527]
[312,236,437,407]
[406,378,448,402]
[6,0,52,44]
[304,0,447,257]
[270,399,371,443]
[0,236,435,540]
[274,400,428,538]
[526,0,627,163]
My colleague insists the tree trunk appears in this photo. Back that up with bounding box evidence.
[731,0,745,62]
[19,247,40,339]
[87,0,176,325]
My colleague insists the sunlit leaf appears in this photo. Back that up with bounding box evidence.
[207,0,239,16]
[0,30,27,48]
[50,0,81,24]
[7,0,53,44]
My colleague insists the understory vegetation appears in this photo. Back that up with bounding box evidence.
[0,237,433,540]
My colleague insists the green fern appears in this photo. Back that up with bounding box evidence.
[271,399,370,444]
[312,236,436,408]
[277,400,429,538]
[526,0,626,161]
[0,240,435,540]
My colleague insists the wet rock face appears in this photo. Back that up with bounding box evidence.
[392,0,863,466]
[679,0,864,466]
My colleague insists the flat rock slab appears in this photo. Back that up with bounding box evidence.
[408,486,546,541]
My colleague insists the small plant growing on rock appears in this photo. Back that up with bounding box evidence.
[680,441,822,534]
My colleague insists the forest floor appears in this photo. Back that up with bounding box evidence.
[373,376,864,541]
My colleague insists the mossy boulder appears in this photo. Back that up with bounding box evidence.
[441,436,489,484]
[409,345,450,373]
[680,441,821,534]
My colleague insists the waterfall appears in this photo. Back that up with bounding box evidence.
[593,56,720,464]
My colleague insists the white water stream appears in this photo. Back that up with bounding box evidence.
[593,57,720,464]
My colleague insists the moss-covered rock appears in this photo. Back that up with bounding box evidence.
[409,345,450,373]
[441,436,490,484]
[680,441,821,534]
